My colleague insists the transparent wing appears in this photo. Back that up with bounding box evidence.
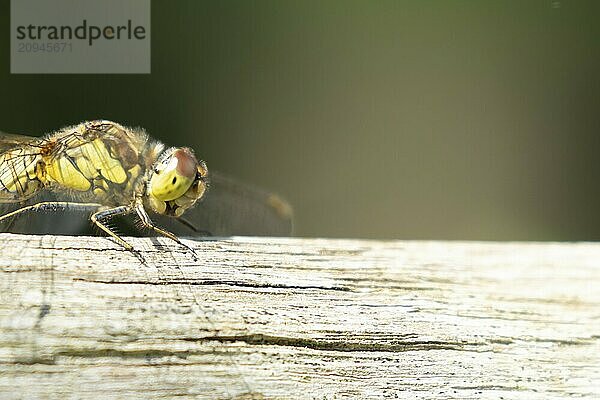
[154,171,294,237]
[0,131,90,234]
[0,193,93,235]
[0,131,40,152]
[1,172,293,237]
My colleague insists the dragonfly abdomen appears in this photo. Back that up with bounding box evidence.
[0,146,45,203]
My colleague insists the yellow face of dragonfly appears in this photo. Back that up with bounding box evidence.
[147,147,208,217]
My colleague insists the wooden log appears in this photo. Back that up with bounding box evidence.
[0,233,598,399]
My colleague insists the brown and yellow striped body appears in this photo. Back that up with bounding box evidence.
[0,121,157,206]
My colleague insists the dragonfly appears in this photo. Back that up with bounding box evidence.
[0,121,292,395]
[0,120,293,249]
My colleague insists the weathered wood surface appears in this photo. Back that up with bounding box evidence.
[0,233,598,399]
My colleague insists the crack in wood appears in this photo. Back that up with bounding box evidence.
[188,334,482,353]
[72,277,351,291]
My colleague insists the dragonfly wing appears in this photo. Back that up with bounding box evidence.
[2,172,294,238]
[0,129,87,233]
[153,171,294,237]
[0,131,39,152]
[0,192,93,235]
[0,132,48,203]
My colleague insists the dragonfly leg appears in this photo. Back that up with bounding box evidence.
[91,206,134,250]
[174,216,200,232]
[174,216,212,236]
[0,202,102,225]
[135,204,197,256]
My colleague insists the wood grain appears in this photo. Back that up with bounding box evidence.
[0,233,598,399]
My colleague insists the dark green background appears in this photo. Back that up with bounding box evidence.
[1,0,599,240]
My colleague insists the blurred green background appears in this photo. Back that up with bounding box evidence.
[1,0,599,240]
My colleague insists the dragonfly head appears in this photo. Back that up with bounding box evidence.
[146,147,208,217]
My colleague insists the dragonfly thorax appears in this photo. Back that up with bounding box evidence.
[146,147,208,217]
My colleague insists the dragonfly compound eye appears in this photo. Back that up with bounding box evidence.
[149,148,198,202]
